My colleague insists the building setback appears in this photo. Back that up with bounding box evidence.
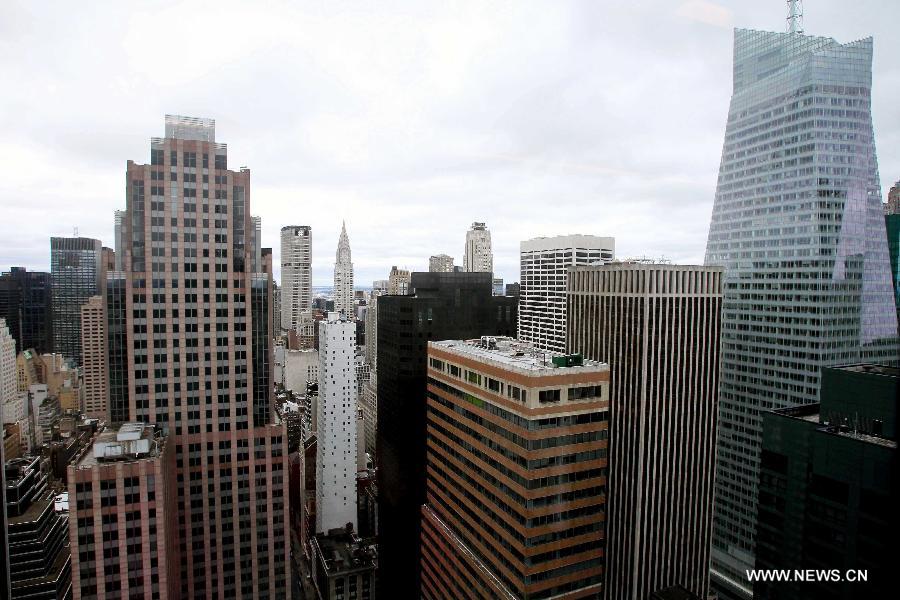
[703,28,900,597]
[421,337,609,599]
[112,115,289,598]
[519,235,615,354]
[68,423,177,599]
[376,271,517,598]
[755,364,898,600]
[316,315,358,534]
[0,267,53,355]
[51,236,103,367]
[80,296,107,419]
[567,263,723,600]
[280,225,312,333]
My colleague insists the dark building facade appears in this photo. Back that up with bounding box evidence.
[51,237,103,366]
[755,364,898,600]
[376,272,517,598]
[567,264,723,600]
[887,213,900,329]
[0,267,53,355]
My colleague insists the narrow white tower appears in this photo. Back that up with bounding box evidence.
[316,314,358,533]
[333,221,355,318]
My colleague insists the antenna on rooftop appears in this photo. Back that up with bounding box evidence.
[73,226,79,237]
[787,0,803,34]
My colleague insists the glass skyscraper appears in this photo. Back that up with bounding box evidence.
[704,29,899,598]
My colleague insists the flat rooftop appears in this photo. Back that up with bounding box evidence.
[430,337,608,376]
[313,531,377,576]
[773,404,896,449]
[831,363,899,378]
[77,423,162,467]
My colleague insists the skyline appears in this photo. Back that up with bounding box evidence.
[2,1,900,286]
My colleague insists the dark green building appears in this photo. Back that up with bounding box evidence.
[887,213,900,331]
[755,364,898,599]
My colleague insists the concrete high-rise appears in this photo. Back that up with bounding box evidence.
[113,115,288,598]
[79,296,107,419]
[0,267,53,355]
[333,222,354,318]
[463,222,493,273]
[568,263,723,600]
[704,27,900,597]
[387,265,410,295]
[421,337,609,599]
[428,254,453,273]
[68,423,177,599]
[280,225,312,332]
[520,235,615,353]
[51,236,103,367]
[316,315,358,533]
[376,272,517,598]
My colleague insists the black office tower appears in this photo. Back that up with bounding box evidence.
[756,364,898,600]
[376,272,517,598]
[0,267,53,355]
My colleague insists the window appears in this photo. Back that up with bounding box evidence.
[466,371,482,385]
[538,389,561,403]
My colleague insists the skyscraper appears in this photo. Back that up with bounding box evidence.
[333,222,354,318]
[114,210,125,271]
[387,265,410,295]
[704,26,900,597]
[80,296,107,419]
[50,236,103,367]
[0,267,53,355]
[376,272,517,598]
[520,234,615,353]
[568,263,723,599]
[113,115,288,598]
[463,222,493,273]
[316,314,358,533]
[428,254,453,273]
[420,337,609,599]
[280,225,312,332]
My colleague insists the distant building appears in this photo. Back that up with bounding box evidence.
[101,247,115,273]
[755,364,898,599]
[519,234,614,353]
[79,296,107,419]
[51,236,103,367]
[281,225,312,332]
[334,223,355,318]
[376,272,517,598]
[421,337,608,599]
[310,530,377,600]
[428,254,453,273]
[491,276,503,296]
[463,222,492,273]
[0,267,53,355]
[568,263,723,599]
[68,423,177,599]
[504,281,519,297]
[317,315,358,533]
[886,180,900,214]
[387,266,410,296]
[4,455,72,599]
[113,211,125,271]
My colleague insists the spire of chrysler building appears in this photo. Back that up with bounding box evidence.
[333,221,355,318]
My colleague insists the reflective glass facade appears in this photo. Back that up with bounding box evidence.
[704,29,899,597]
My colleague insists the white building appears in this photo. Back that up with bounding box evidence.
[0,318,16,406]
[316,314,358,533]
[284,349,319,395]
[387,266,410,296]
[429,254,454,273]
[464,222,493,273]
[333,222,355,318]
[519,234,615,353]
[281,225,312,332]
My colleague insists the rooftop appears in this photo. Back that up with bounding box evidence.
[830,363,899,378]
[772,404,897,449]
[312,530,377,577]
[77,423,163,467]
[431,337,608,377]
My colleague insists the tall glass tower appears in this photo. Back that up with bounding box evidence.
[704,28,899,598]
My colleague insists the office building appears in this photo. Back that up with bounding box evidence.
[1,319,15,407]
[79,296,107,419]
[567,263,723,599]
[333,222,355,318]
[284,348,319,395]
[886,211,900,327]
[114,114,289,598]
[886,180,900,214]
[376,272,517,598]
[703,25,900,597]
[101,247,115,273]
[520,235,614,353]
[1,429,8,600]
[755,364,897,599]
[492,276,503,296]
[317,315,358,533]
[113,210,125,271]
[51,236,103,367]
[281,225,312,332]
[463,222,493,273]
[68,423,177,599]
[0,267,53,355]
[4,455,72,599]
[310,530,377,600]
[421,337,609,599]
[387,266,410,296]
[428,254,453,273]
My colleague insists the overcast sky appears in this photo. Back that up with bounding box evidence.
[2,0,898,286]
